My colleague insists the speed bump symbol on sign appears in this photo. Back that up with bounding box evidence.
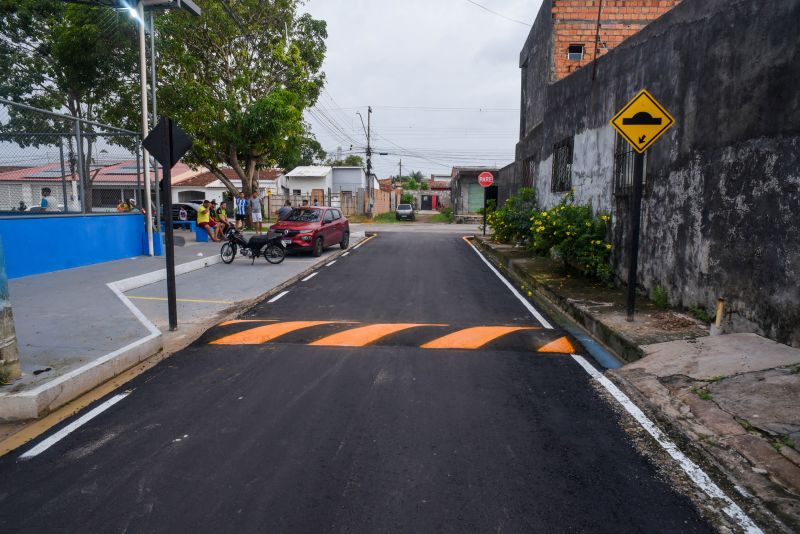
[610,90,675,153]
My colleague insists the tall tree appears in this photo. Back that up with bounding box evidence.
[156,0,327,197]
[0,0,139,207]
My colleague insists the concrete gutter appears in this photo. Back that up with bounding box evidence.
[471,236,641,363]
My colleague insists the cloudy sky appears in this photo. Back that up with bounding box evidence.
[301,0,543,179]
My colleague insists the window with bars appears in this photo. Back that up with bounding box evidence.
[551,137,573,193]
[613,133,647,196]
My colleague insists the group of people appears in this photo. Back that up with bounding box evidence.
[190,191,321,242]
[196,199,228,242]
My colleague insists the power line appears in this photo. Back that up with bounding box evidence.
[461,0,532,27]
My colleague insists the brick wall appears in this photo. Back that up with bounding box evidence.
[552,0,681,80]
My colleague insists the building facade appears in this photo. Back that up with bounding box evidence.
[501,0,800,346]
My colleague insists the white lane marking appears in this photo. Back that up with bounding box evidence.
[268,291,289,303]
[353,242,364,250]
[342,252,350,257]
[464,238,553,329]
[19,393,130,460]
[325,260,337,267]
[570,354,762,533]
[301,272,318,282]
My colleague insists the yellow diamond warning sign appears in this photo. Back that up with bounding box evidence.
[610,90,675,154]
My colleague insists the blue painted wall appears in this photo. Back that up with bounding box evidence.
[0,214,146,279]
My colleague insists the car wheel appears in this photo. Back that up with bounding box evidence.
[340,231,349,250]
[312,236,324,257]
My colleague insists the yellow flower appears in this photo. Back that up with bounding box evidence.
[585,222,591,227]
[601,215,609,221]
[542,211,548,217]
[605,244,612,250]
[527,291,533,297]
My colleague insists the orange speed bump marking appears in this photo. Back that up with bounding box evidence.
[210,321,343,345]
[421,326,538,350]
[309,323,445,347]
[537,336,575,353]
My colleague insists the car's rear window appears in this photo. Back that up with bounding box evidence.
[398,204,412,209]
[286,209,321,222]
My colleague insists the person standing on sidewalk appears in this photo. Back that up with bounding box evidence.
[250,191,263,235]
[235,192,248,230]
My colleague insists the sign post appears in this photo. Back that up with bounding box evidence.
[143,117,193,331]
[610,90,674,322]
[478,171,494,236]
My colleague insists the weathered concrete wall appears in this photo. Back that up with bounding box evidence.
[512,0,800,346]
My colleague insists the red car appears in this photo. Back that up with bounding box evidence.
[268,207,350,256]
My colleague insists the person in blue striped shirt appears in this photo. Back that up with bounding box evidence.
[235,191,249,230]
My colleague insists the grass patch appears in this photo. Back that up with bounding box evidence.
[372,212,402,224]
[709,375,728,383]
[689,306,712,323]
[770,436,797,452]
[651,285,669,308]
[691,386,713,401]
[430,213,453,223]
[0,362,12,385]
[737,418,756,432]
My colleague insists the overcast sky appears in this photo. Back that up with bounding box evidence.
[301,0,543,179]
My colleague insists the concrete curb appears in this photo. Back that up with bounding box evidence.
[471,236,643,362]
[0,255,222,421]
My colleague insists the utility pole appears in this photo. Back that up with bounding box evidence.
[0,238,20,381]
[398,159,402,178]
[366,106,372,217]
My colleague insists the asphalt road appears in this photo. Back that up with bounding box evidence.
[0,232,713,533]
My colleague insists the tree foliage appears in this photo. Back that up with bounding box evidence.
[0,0,139,203]
[156,0,327,196]
[327,154,364,167]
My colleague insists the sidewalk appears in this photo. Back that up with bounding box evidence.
[473,236,800,531]
[0,231,365,421]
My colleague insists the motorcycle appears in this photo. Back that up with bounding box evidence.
[220,226,286,265]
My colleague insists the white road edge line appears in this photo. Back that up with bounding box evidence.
[570,354,762,534]
[268,291,289,303]
[342,252,350,257]
[464,237,553,329]
[325,260,337,267]
[301,272,318,282]
[19,393,130,460]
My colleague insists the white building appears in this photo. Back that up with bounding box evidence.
[171,168,285,204]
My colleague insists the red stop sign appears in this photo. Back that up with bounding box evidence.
[478,171,494,187]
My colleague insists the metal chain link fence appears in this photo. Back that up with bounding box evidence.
[0,98,144,215]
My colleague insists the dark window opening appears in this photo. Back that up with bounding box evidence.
[613,133,647,196]
[568,44,584,61]
[551,137,573,193]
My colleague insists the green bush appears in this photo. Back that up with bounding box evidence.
[437,207,454,223]
[528,191,613,283]
[652,285,669,308]
[400,193,413,204]
[486,188,537,244]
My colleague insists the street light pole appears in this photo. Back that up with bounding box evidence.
[137,1,154,256]
[149,10,161,231]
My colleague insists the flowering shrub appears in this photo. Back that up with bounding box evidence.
[486,188,537,244]
[529,191,613,283]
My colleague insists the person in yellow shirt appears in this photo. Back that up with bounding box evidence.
[197,200,218,242]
